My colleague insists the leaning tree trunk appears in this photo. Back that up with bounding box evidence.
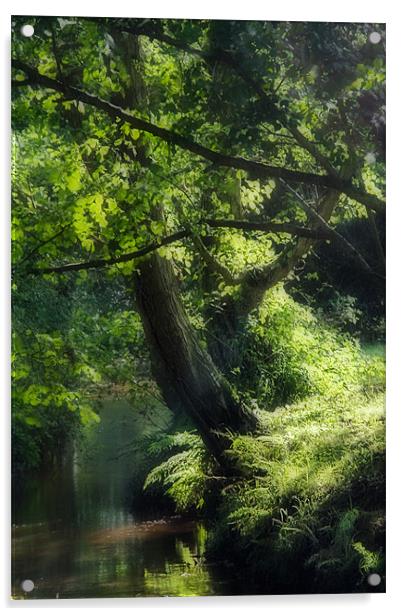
[133,253,258,465]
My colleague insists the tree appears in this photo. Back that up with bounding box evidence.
[11,17,385,464]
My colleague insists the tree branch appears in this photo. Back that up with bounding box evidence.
[111,21,384,210]
[12,59,385,213]
[23,206,382,281]
[236,190,341,314]
[279,180,384,280]
[205,218,332,240]
[192,235,241,285]
[26,229,189,275]
[20,224,72,264]
[22,217,332,278]
[12,79,32,88]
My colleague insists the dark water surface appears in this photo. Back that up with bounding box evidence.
[12,399,235,599]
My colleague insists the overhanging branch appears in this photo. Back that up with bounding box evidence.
[205,218,332,240]
[280,180,384,280]
[110,21,383,209]
[26,229,189,275]
[12,59,385,213]
[21,217,333,277]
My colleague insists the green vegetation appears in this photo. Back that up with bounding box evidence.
[12,17,385,595]
[143,304,385,592]
[212,388,385,593]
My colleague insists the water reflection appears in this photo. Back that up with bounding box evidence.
[12,399,234,599]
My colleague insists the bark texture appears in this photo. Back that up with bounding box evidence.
[133,253,258,464]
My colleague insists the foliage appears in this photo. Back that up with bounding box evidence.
[220,391,385,592]
[12,276,93,475]
[144,432,211,511]
[228,286,381,407]
[144,346,385,592]
[11,17,385,289]
[287,214,385,340]
[11,268,148,474]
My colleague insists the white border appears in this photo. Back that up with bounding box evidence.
[0,0,392,21]
[2,1,401,614]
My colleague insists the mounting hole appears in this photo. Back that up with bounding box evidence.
[21,579,35,592]
[21,24,34,38]
[369,32,381,45]
[367,573,381,587]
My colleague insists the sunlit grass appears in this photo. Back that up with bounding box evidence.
[144,335,386,592]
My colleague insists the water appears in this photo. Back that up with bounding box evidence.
[12,399,235,599]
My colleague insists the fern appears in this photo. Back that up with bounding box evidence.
[144,431,210,511]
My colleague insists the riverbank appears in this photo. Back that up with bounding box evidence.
[145,389,385,594]
[13,344,386,597]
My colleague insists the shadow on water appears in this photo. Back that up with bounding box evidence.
[12,399,236,599]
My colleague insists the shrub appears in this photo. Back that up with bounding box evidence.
[230,286,384,407]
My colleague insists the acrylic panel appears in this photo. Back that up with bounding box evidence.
[11,16,385,599]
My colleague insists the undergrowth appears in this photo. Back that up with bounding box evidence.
[143,287,385,593]
[144,367,385,592]
[229,286,384,409]
[215,390,385,592]
[144,432,212,511]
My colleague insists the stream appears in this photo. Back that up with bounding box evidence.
[12,399,236,599]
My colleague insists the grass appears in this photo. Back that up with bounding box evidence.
[143,307,386,593]
[144,382,385,592]
[217,390,385,592]
[361,342,386,359]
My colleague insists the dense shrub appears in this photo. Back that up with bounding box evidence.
[229,286,381,408]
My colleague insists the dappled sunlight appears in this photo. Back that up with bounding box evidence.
[12,16,385,596]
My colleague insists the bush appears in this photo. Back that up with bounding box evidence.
[230,286,384,407]
[214,391,385,592]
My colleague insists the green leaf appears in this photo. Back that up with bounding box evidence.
[66,169,82,193]
[25,416,42,427]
